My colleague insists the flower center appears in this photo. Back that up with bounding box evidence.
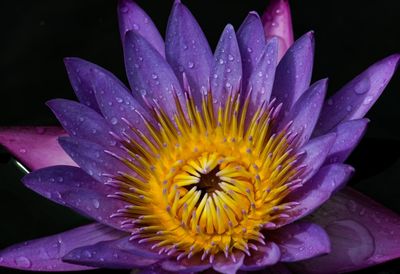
[110,91,303,261]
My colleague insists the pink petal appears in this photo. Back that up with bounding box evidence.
[0,126,76,171]
[262,0,294,61]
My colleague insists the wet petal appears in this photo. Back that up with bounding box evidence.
[293,187,400,273]
[124,30,185,116]
[117,0,165,57]
[271,32,314,114]
[0,126,75,170]
[325,119,369,164]
[165,1,213,104]
[211,24,242,107]
[63,237,159,269]
[280,79,328,145]
[0,223,125,271]
[22,166,128,231]
[213,252,245,274]
[241,242,281,271]
[262,0,294,61]
[64,57,101,112]
[237,12,266,88]
[270,221,330,262]
[284,164,354,225]
[246,38,278,115]
[316,54,400,135]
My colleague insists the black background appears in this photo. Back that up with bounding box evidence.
[0,0,400,273]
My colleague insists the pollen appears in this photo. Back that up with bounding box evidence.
[108,90,304,261]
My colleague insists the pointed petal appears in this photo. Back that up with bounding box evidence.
[47,99,119,151]
[211,24,242,107]
[58,137,130,184]
[316,54,400,135]
[292,187,400,273]
[299,132,336,182]
[241,242,281,271]
[237,12,266,88]
[161,254,210,272]
[0,126,75,170]
[0,223,125,271]
[22,166,128,231]
[117,0,165,57]
[64,57,102,112]
[280,79,327,145]
[262,0,294,61]
[283,164,353,225]
[63,237,159,269]
[165,1,213,103]
[88,64,154,138]
[325,119,369,164]
[246,38,278,115]
[213,252,245,274]
[270,221,330,262]
[271,32,314,113]
[124,31,185,116]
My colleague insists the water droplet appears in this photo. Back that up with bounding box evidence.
[275,8,281,14]
[14,257,32,268]
[363,95,373,105]
[19,148,26,153]
[116,97,123,103]
[140,89,147,96]
[110,117,118,125]
[247,47,253,53]
[228,54,234,61]
[92,199,100,209]
[132,24,139,30]
[218,58,224,65]
[354,78,370,95]
[120,6,129,13]
[151,73,158,80]
[346,105,353,112]
[188,62,195,68]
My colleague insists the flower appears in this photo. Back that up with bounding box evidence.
[0,0,399,273]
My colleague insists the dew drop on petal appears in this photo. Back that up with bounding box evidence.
[92,199,100,209]
[354,78,370,95]
[110,117,118,125]
[188,62,195,69]
[14,257,32,268]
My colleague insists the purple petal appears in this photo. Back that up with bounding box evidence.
[124,30,185,116]
[324,119,369,164]
[63,237,159,269]
[211,24,242,107]
[271,32,314,114]
[161,254,210,272]
[262,0,294,61]
[47,99,119,151]
[0,223,125,271]
[212,252,245,274]
[22,166,128,231]
[270,221,330,262]
[117,0,165,57]
[58,137,130,184]
[0,126,75,170]
[165,1,213,103]
[280,79,328,145]
[299,132,336,182]
[240,242,281,271]
[246,37,278,115]
[237,12,266,89]
[283,164,353,225]
[316,54,400,135]
[292,187,400,273]
[89,64,154,138]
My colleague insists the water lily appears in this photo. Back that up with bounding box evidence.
[0,0,399,273]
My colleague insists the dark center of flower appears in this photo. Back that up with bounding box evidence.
[191,166,222,198]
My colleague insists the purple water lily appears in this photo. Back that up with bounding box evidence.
[0,0,399,273]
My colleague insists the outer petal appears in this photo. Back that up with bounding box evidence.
[161,254,210,273]
[0,223,125,271]
[270,221,330,262]
[117,0,165,57]
[64,57,101,112]
[262,0,294,61]
[240,242,281,271]
[237,12,266,88]
[292,187,400,273]
[0,126,75,170]
[124,31,185,116]
[165,1,213,103]
[271,32,314,114]
[22,166,128,231]
[211,24,242,108]
[63,237,160,269]
[213,252,245,274]
[246,37,278,115]
[279,79,327,145]
[325,119,369,164]
[315,54,400,135]
[283,164,354,224]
